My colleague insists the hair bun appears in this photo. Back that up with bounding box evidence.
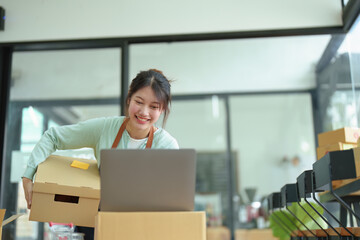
[149,69,164,75]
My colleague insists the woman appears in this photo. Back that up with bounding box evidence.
[22,68,179,211]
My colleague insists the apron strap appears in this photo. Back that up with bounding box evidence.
[112,118,154,149]
[146,125,155,149]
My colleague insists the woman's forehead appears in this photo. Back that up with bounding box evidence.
[133,86,162,103]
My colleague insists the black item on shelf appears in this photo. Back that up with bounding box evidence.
[269,192,311,239]
[267,193,294,237]
[313,150,357,191]
[297,171,313,199]
[296,171,329,238]
[313,149,360,228]
[281,184,316,237]
[268,192,282,209]
[300,170,344,238]
[310,170,354,239]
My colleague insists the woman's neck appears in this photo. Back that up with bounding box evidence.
[126,123,151,139]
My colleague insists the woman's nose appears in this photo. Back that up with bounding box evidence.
[139,105,149,115]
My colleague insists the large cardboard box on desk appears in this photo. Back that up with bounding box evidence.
[30,155,100,227]
[95,211,206,240]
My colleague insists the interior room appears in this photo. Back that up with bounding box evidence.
[1,1,360,240]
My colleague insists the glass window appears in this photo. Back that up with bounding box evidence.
[130,36,330,95]
[230,94,316,229]
[318,17,360,131]
[130,34,332,237]
[20,107,44,152]
[2,48,121,239]
[165,98,231,228]
[48,119,59,129]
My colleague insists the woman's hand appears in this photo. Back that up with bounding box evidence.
[22,177,33,209]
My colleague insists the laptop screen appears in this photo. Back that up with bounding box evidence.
[99,149,196,212]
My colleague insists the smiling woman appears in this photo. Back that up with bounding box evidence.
[127,87,163,137]
[20,69,179,240]
[125,69,172,139]
[1,2,358,237]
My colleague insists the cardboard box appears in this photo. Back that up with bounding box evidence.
[30,155,100,227]
[207,226,230,240]
[95,211,206,240]
[318,127,360,147]
[316,142,357,160]
[235,229,277,240]
[1,209,24,239]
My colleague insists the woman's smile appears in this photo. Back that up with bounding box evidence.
[136,115,150,124]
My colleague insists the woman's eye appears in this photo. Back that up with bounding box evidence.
[135,101,142,105]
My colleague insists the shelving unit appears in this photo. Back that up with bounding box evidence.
[320,179,360,202]
[267,148,360,240]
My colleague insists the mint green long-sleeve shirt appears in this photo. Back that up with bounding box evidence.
[22,116,179,180]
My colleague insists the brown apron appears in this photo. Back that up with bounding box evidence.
[111,117,154,149]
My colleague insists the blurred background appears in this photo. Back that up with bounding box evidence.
[1,0,360,239]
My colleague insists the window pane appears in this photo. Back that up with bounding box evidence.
[165,98,232,228]
[130,35,330,94]
[318,17,360,131]
[130,34,333,236]
[230,94,316,229]
[21,107,43,152]
[2,48,121,239]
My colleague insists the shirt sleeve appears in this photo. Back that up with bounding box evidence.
[166,138,179,149]
[154,129,180,149]
[22,117,106,180]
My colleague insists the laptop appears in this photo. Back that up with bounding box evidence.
[99,149,196,212]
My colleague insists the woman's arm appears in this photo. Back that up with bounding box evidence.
[22,117,107,208]
[23,117,106,179]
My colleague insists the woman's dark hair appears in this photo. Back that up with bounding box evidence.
[126,69,172,127]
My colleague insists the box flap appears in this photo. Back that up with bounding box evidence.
[0,209,4,227]
[34,155,100,197]
[2,214,24,226]
[1,209,24,227]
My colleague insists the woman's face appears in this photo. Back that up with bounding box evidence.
[127,86,163,137]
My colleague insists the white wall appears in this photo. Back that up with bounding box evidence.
[0,0,342,42]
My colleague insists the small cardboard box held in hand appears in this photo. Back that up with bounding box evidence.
[29,155,100,227]
[95,211,206,240]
